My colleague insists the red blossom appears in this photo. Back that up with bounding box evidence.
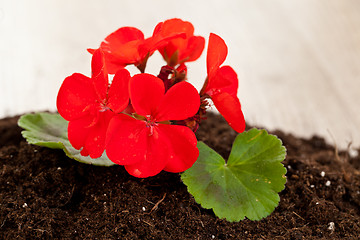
[88,27,145,74]
[88,23,187,74]
[106,73,200,178]
[57,49,130,158]
[201,33,245,133]
[57,21,245,179]
[156,18,205,67]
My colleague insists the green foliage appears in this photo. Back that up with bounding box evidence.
[181,128,287,222]
[18,112,115,166]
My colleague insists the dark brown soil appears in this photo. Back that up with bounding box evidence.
[0,113,359,239]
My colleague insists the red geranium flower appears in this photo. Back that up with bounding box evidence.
[155,18,205,67]
[88,27,146,74]
[201,33,245,133]
[106,73,200,178]
[57,49,130,158]
[88,23,186,74]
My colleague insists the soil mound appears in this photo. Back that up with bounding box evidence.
[0,113,359,239]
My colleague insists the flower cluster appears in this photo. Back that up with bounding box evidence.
[57,18,245,178]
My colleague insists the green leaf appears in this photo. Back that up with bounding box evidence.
[181,128,287,222]
[18,112,115,166]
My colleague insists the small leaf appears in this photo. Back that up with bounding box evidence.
[181,128,287,221]
[18,112,115,166]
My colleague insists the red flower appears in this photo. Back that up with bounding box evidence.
[155,18,205,67]
[88,27,145,74]
[88,23,186,74]
[201,33,245,133]
[106,73,200,178]
[57,49,130,158]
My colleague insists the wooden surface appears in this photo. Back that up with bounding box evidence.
[0,0,359,150]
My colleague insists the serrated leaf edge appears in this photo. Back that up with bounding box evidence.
[182,128,287,222]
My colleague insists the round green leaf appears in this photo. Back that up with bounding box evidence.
[18,112,115,166]
[181,128,287,221]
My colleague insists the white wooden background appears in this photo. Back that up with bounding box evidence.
[1,0,359,150]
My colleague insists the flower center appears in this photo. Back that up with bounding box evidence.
[145,115,158,136]
[99,100,110,112]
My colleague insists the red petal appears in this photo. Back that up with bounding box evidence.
[129,74,165,116]
[103,27,144,46]
[179,36,205,63]
[88,48,126,74]
[149,32,186,51]
[141,20,188,61]
[83,110,114,158]
[154,81,200,122]
[102,41,142,74]
[68,110,114,158]
[80,148,89,157]
[212,92,246,133]
[101,55,127,74]
[161,18,194,37]
[57,73,97,121]
[157,18,194,49]
[152,21,163,36]
[100,27,144,56]
[204,66,238,96]
[157,42,179,64]
[161,124,199,173]
[87,48,96,54]
[91,49,108,101]
[107,69,130,113]
[207,33,228,77]
[106,114,147,166]
[156,19,196,64]
[68,115,93,150]
[124,125,170,178]
[99,27,145,73]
